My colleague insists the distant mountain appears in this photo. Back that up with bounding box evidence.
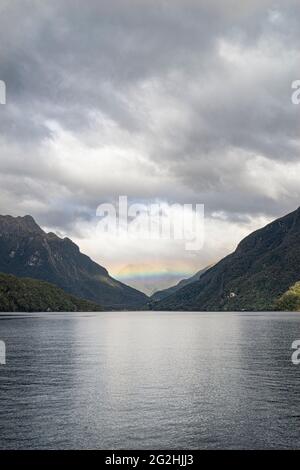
[275,282,300,311]
[0,215,148,309]
[150,266,211,302]
[152,207,300,311]
[116,263,196,296]
[0,273,102,312]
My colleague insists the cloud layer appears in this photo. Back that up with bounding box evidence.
[0,1,299,291]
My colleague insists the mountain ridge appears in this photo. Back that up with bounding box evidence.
[152,207,300,311]
[0,215,148,309]
[150,266,211,302]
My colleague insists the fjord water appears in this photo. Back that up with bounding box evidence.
[0,312,299,449]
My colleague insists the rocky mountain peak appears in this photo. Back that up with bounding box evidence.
[0,214,44,235]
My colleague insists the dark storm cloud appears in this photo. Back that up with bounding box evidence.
[0,0,223,136]
[0,0,300,230]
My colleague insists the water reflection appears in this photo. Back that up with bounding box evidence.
[0,312,299,449]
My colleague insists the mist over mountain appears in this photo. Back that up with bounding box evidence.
[152,207,300,311]
[116,263,196,296]
[0,215,148,309]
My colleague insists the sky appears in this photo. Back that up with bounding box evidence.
[0,0,300,294]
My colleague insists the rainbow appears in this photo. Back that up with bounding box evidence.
[112,262,195,282]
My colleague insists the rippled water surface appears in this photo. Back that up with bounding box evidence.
[0,311,299,449]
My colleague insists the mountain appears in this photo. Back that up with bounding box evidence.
[0,215,148,309]
[0,273,103,312]
[152,207,300,311]
[150,266,211,302]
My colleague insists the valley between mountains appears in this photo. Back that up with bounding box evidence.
[0,207,300,312]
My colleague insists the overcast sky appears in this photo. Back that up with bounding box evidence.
[0,0,299,293]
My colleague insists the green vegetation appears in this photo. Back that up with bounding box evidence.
[0,273,103,312]
[275,282,300,311]
[0,214,148,309]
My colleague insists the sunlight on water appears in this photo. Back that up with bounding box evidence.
[0,311,299,449]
